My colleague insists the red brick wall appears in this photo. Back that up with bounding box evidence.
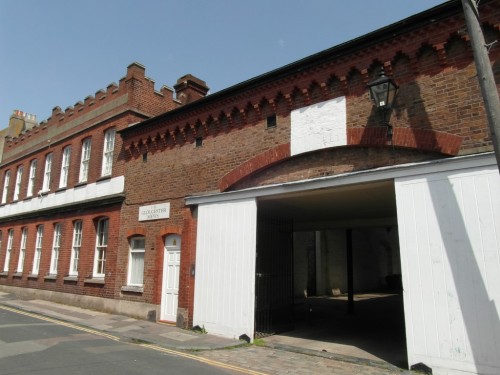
[118,4,500,326]
[0,203,121,298]
[2,2,499,324]
[0,113,140,204]
[0,63,180,305]
[2,63,177,166]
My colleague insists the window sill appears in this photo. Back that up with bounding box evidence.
[97,175,111,182]
[0,271,8,277]
[121,285,144,293]
[44,274,57,281]
[56,187,67,193]
[84,278,105,285]
[13,272,23,278]
[27,274,39,279]
[63,276,78,282]
[74,182,87,188]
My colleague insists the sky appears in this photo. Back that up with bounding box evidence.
[0,0,448,127]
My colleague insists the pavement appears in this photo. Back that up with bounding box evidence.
[0,291,415,375]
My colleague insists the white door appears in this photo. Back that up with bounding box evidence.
[193,199,257,339]
[396,165,500,375]
[161,234,181,322]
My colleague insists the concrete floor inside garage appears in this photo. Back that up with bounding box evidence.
[264,293,407,368]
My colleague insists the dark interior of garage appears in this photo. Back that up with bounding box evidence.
[255,180,407,368]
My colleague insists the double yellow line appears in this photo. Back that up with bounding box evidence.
[0,304,119,341]
[0,304,267,375]
[138,343,268,375]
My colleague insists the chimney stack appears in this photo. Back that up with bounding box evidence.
[8,109,38,138]
[174,74,209,105]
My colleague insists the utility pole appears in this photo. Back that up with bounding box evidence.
[461,0,500,171]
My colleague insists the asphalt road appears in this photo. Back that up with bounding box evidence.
[0,307,239,375]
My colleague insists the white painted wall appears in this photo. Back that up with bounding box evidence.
[193,198,257,339]
[396,165,500,375]
[290,96,346,156]
[0,176,124,219]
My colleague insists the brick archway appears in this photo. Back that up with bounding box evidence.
[218,128,462,192]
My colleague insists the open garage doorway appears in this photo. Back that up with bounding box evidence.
[255,180,407,368]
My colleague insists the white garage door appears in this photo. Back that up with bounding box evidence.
[396,165,500,375]
[193,198,257,339]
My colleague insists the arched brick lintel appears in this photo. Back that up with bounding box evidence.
[126,227,147,238]
[219,128,462,192]
[158,226,183,238]
[348,127,463,156]
[218,143,291,192]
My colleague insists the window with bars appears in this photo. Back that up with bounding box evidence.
[101,129,115,177]
[3,229,14,272]
[94,218,108,277]
[128,237,145,286]
[32,225,44,275]
[2,170,11,204]
[13,166,23,201]
[42,153,53,192]
[17,228,27,273]
[27,159,37,197]
[79,138,91,183]
[59,147,71,188]
[49,223,61,275]
[69,221,82,276]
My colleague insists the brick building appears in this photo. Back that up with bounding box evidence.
[1,1,500,374]
[0,63,206,313]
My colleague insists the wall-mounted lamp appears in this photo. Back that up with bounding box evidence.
[367,67,398,139]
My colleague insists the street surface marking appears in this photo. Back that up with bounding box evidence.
[0,304,268,375]
[0,304,120,341]
[138,343,269,375]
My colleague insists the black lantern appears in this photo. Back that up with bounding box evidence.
[367,68,398,137]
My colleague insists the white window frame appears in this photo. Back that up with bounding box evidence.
[42,153,52,192]
[59,146,71,188]
[101,129,115,177]
[13,166,23,201]
[32,225,43,275]
[27,159,37,197]
[69,220,82,276]
[17,227,27,273]
[2,170,11,204]
[128,237,145,286]
[3,229,14,272]
[93,218,108,278]
[49,223,61,275]
[79,138,91,183]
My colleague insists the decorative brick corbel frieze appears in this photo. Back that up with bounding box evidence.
[434,43,448,66]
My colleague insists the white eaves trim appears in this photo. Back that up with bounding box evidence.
[185,153,498,206]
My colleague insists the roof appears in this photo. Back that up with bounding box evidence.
[120,0,462,135]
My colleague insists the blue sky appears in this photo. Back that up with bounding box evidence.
[0,0,447,126]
